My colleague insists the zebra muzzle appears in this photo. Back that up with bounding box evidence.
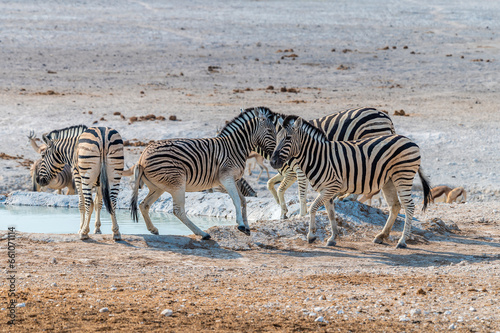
[270,153,284,169]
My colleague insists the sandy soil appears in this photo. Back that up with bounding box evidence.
[0,0,499,331]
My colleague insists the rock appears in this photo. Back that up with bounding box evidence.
[314,316,325,322]
[99,307,109,313]
[410,309,422,316]
[336,309,344,315]
[16,303,26,308]
[110,287,117,291]
[161,309,173,317]
[449,324,456,330]
[308,312,316,317]
[157,278,165,283]
[469,306,476,312]
[51,282,57,287]
[313,307,323,313]
[399,315,410,322]
[50,258,57,264]
[444,310,452,315]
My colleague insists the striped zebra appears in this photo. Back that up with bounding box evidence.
[36,125,124,240]
[270,116,431,249]
[28,131,75,194]
[265,107,395,219]
[31,159,75,194]
[130,107,278,239]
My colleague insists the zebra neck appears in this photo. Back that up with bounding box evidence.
[294,131,331,178]
[55,139,79,169]
[253,146,270,160]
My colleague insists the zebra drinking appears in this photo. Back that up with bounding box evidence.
[270,115,431,249]
[260,108,395,219]
[36,125,125,240]
[130,107,278,239]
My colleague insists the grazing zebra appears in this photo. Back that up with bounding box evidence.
[28,131,76,195]
[265,107,395,219]
[130,107,278,239]
[270,115,431,249]
[30,159,75,194]
[36,125,124,240]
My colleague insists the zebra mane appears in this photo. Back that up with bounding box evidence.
[218,107,276,137]
[43,125,88,142]
[283,115,328,142]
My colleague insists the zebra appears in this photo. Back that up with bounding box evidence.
[30,159,75,194]
[130,107,278,239]
[36,125,125,240]
[124,162,257,197]
[270,115,431,249]
[264,107,396,219]
[28,131,76,194]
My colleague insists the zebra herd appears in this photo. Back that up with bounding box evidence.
[31,106,431,249]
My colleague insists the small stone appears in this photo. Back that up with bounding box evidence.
[314,307,323,312]
[410,309,422,316]
[110,287,117,291]
[444,310,452,315]
[50,258,57,264]
[469,306,476,312]
[336,309,344,315]
[399,315,410,322]
[416,288,426,295]
[99,307,109,313]
[318,295,325,301]
[51,282,57,287]
[161,309,173,317]
[308,312,316,317]
[449,324,456,330]
[157,278,165,283]
[315,316,325,322]
[16,303,26,308]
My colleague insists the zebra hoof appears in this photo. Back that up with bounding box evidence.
[113,233,122,241]
[307,236,317,244]
[237,226,251,235]
[94,229,102,234]
[150,229,159,235]
[373,237,384,244]
[280,214,288,220]
[396,242,407,249]
[202,234,211,240]
[79,233,90,240]
[326,239,336,247]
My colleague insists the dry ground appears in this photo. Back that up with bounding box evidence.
[1,209,499,332]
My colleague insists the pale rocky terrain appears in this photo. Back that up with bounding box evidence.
[0,1,499,332]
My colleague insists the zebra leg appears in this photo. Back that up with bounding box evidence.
[109,183,122,241]
[79,184,94,240]
[171,190,211,239]
[138,187,162,235]
[93,188,102,234]
[237,185,249,229]
[220,178,249,235]
[325,198,338,246]
[374,180,401,244]
[295,168,308,217]
[394,181,415,249]
[267,173,284,205]
[307,193,326,243]
[277,171,297,220]
[257,165,263,180]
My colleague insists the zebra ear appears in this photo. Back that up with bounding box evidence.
[42,133,52,146]
[278,117,284,127]
[293,117,303,129]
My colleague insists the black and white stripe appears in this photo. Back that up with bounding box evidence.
[36,125,124,240]
[130,107,277,239]
[31,159,75,194]
[267,107,396,219]
[270,115,431,249]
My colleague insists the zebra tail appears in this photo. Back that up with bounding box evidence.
[418,168,432,211]
[100,160,114,215]
[130,164,144,223]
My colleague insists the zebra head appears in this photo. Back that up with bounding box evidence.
[36,133,66,186]
[270,115,303,169]
[251,107,278,158]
